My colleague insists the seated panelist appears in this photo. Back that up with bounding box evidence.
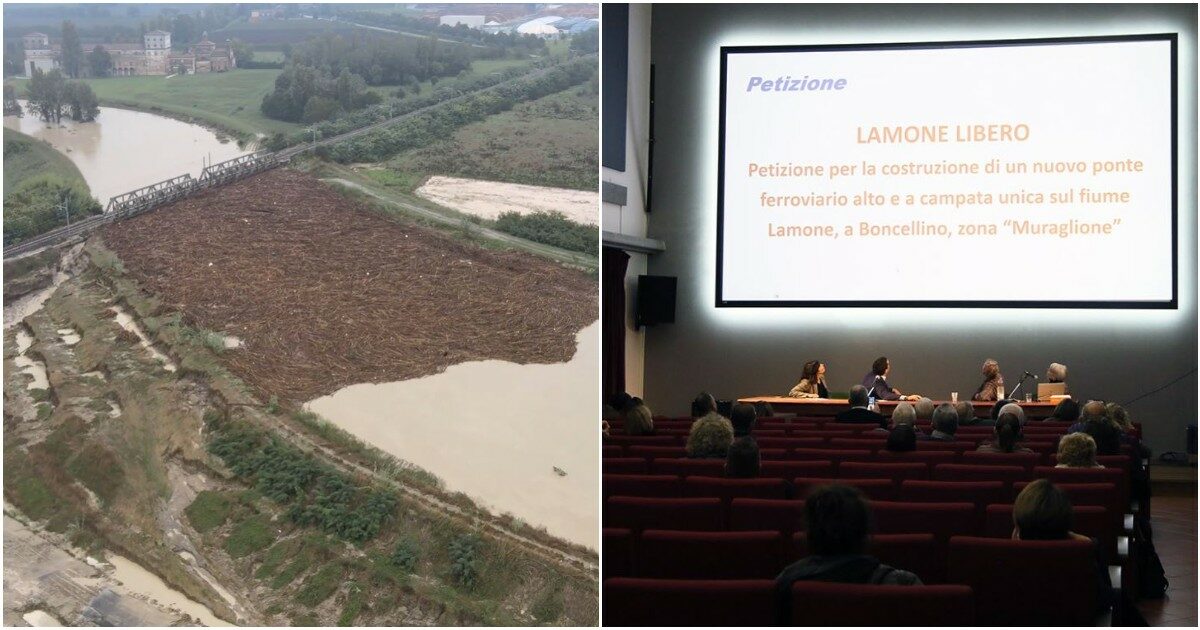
[860,356,919,401]
[788,359,830,398]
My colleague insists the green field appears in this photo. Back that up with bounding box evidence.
[251,50,286,63]
[3,127,89,192]
[64,70,296,139]
[388,79,598,191]
[365,57,534,100]
[211,18,363,46]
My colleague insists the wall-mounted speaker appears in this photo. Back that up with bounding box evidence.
[636,275,676,328]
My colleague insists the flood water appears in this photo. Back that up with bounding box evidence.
[4,100,248,206]
[107,554,231,627]
[306,321,600,550]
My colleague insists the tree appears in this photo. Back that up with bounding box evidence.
[60,21,83,78]
[88,46,113,78]
[3,83,22,116]
[27,68,68,123]
[3,41,25,78]
[230,39,253,64]
[65,82,99,122]
[172,14,196,45]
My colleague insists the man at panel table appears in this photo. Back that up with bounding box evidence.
[861,356,920,402]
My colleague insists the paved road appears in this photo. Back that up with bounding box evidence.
[322,177,597,270]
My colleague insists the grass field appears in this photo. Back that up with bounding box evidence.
[364,57,535,100]
[64,70,296,139]
[211,18,360,46]
[251,50,286,63]
[3,127,90,192]
[388,78,598,191]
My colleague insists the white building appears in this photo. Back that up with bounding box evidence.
[439,15,485,29]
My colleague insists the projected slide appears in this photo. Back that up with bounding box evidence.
[718,35,1177,308]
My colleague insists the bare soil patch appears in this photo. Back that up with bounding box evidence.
[415,176,599,225]
[101,168,596,403]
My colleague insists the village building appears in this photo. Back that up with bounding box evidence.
[22,30,236,77]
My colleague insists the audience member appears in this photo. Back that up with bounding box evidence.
[925,403,959,441]
[1048,398,1081,423]
[725,436,761,478]
[955,400,979,426]
[989,398,1016,421]
[835,385,887,428]
[686,411,734,458]
[889,401,916,427]
[972,358,1005,401]
[775,484,921,621]
[730,402,757,438]
[1070,401,1121,456]
[753,401,775,419]
[1056,433,1103,468]
[914,397,935,421]
[886,424,917,452]
[691,391,718,418]
[623,401,655,436]
[977,412,1033,453]
[1011,479,1113,615]
[998,402,1026,426]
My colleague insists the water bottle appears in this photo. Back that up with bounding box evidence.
[868,396,877,412]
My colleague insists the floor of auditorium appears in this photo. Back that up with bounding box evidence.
[1137,492,1197,626]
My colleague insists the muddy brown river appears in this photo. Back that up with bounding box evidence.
[307,321,600,550]
[5,100,248,206]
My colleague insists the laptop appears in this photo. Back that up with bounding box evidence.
[1037,382,1066,401]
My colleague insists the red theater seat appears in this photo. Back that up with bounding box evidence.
[602,445,623,458]
[793,477,896,501]
[602,458,649,475]
[651,458,726,477]
[605,497,723,532]
[791,582,975,626]
[871,501,975,541]
[839,462,928,482]
[947,536,1102,626]
[606,434,679,447]
[789,448,872,463]
[759,460,834,480]
[933,463,1030,489]
[636,530,790,579]
[627,445,687,460]
[793,532,944,584]
[872,450,957,473]
[899,480,1008,522]
[603,474,682,499]
[602,528,633,579]
[682,476,790,502]
[984,504,1115,555]
[958,450,1043,471]
[728,498,806,534]
[828,437,885,451]
[602,578,777,627]
[1033,466,1129,510]
[1013,481,1118,514]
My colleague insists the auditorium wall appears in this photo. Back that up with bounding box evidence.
[641,3,1198,451]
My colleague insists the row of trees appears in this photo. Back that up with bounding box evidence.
[288,33,472,87]
[3,174,102,246]
[26,68,100,123]
[323,56,596,164]
[334,10,550,59]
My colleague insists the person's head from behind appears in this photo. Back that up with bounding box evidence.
[887,424,917,452]
[754,401,774,418]
[998,402,1026,427]
[1080,400,1107,424]
[955,400,975,424]
[805,484,872,556]
[730,403,757,437]
[1013,479,1073,540]
[914,397,935,420]
[994,412,1023,452]
[1106,402,1132,432]
[1052,398,1081,423]
[609,392,634,413]
[990,398,1014,421]
[1046,362,1068,383]
[932,403,959,436]
[1084,419,1121,456]
[890,401,915,427]
[623,402,654,436]
[848,384,870,408]
[981,358,1000,379]
[691,391,717,418]
[687,413,734,458]
[872,356,890,377]
[1057,432,1098,468]
[725,436,761,478]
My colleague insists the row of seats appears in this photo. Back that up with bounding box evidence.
[604,536,1105,626]
[605,446,1133,469]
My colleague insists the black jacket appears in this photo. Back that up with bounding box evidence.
[835,407,887,428]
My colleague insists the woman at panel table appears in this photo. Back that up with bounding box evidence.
[971,358,1005,401]
[788,360,830,398]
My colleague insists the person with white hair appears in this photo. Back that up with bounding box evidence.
[1046,362,1070,394]
[998,401,1027,426]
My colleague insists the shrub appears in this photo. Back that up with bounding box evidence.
[390,538,418,572]
[224,514,276,558]
[295,563,343,606]
[448,533,480,590]
[185,490,233,533]
[492,211,596,256]
[3,174,101,245]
